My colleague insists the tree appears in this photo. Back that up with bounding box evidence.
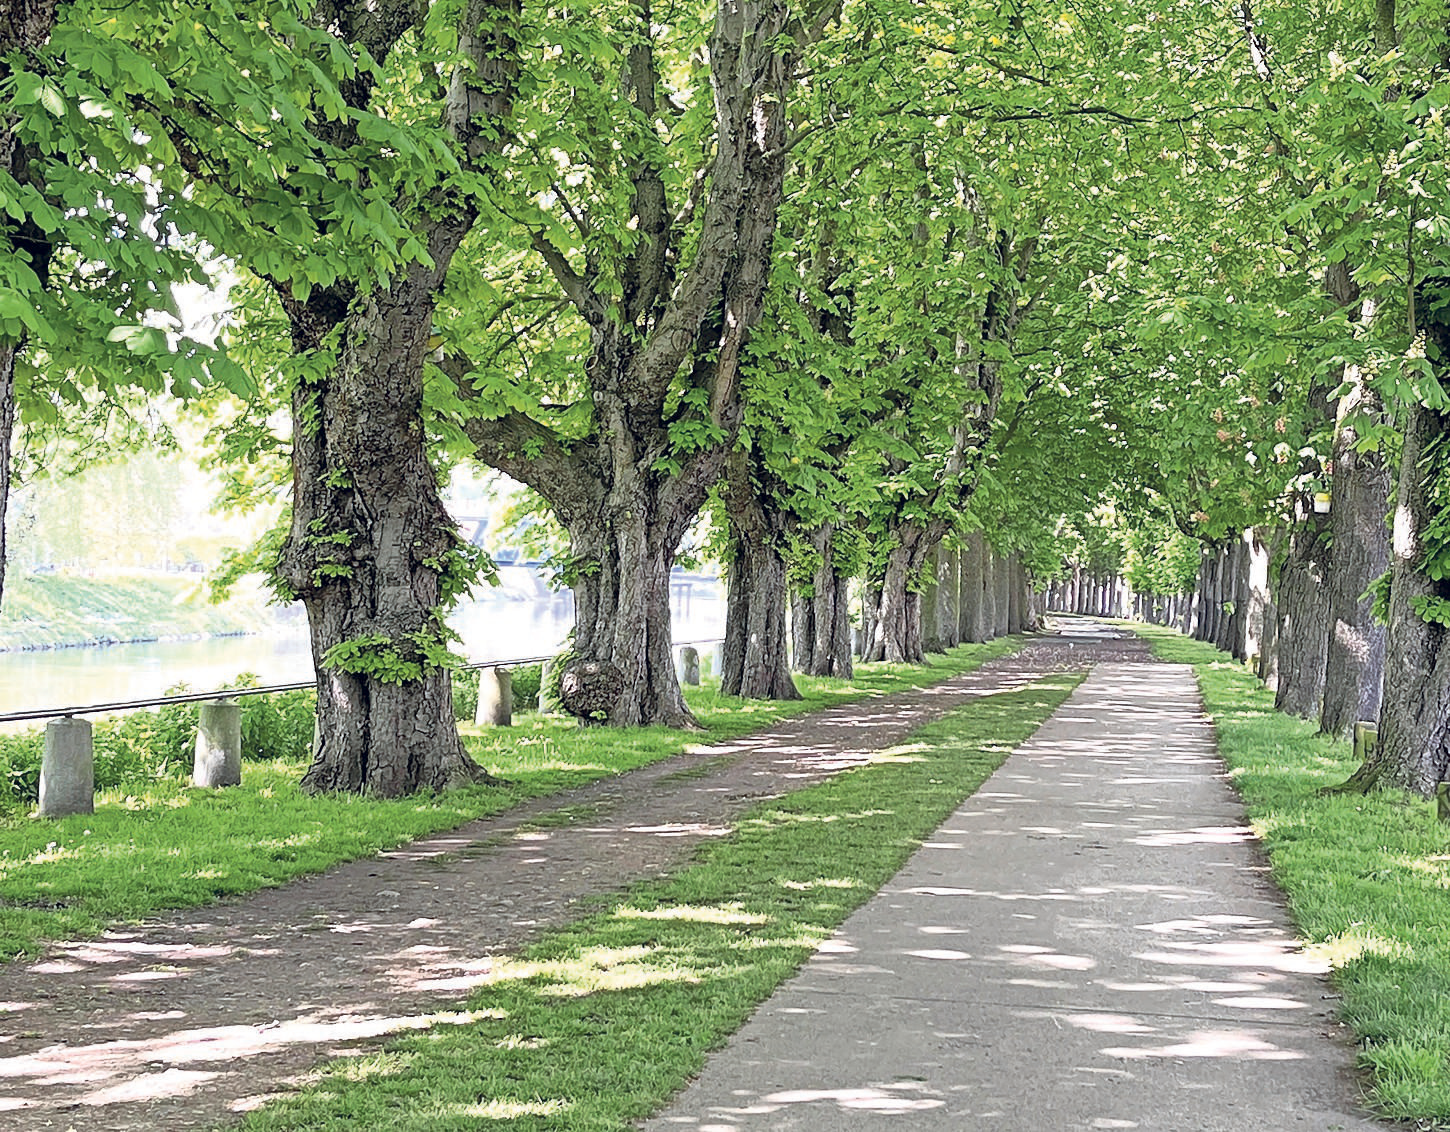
[456,0,835,727]
[1344,271,1450,794]
[102,0,531,794]
[1,2,237,609]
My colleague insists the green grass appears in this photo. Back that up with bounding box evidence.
[0,573,264,649]
[0,638,1024,961]
[1136,623,1450,1125]
[233,669,1084,1131]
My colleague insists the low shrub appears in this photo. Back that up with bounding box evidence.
[452,668,480,722]
[0,732,41,805]
[510,662,543,711]
[225,675,315,761]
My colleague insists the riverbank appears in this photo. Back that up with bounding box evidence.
[0,573,273,652]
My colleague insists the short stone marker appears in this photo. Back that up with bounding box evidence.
[1353,720,1378,763]
[193,701,242,788]
[476,666,513,727]
[678,646,701,686]
[40,717,94,817]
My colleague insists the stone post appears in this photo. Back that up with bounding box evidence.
[538,659,558,713]
[193,700,242,788]
[40,717,94,817]
[677,646,701,687]
[476,666,513,727]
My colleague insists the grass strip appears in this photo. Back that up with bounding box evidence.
[0,639,1024,961]
[0,573,263,650]
[1135,624,1450,1124]
[235,669,1084,1131]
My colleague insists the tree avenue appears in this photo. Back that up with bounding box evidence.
[4,0,1450,802]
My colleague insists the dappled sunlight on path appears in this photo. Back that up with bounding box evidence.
[0,640,1081,1129]
[642,659,1381,1132]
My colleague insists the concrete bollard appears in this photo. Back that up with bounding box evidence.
[476,666,513,727]
[40,717,94,817]
[678,646,701,687]
[707,642,724,680]
[1353,721,1378,763]
[194,701,242,788]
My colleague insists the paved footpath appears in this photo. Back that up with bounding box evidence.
[644,660,1382,1132]
[0,640,1075,1130]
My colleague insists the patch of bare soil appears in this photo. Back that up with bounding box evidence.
[0,630,1149,1130]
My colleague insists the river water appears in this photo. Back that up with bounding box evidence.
[0,568,725,719]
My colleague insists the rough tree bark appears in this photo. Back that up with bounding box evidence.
[1218,538,1247,658]
[1355,392,1450,794]
[280,0,519,795]
[1273,508,1333,718]
[959,532,987,642]
[937,545,961,649]
[720,448,801,700]
[920,544,943,653]
[864,531,930,663]
[1319,369,1392,737]
[792,523,854,677]
[1339,269,1450,795]
[1007,556,1025,634]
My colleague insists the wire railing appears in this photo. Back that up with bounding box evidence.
[0,639,727,726]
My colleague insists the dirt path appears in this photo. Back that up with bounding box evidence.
[0,633,1145,1130]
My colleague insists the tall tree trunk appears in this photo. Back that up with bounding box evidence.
[960,532,987,643]
[938,546,960,648]
[1205,546,1225,646]
[275,0,523,795]
[1007,557,1025,633]
[981,547,1000,638]
[1244,530,1271,667]
[567,499,701,727]
[1319,373,1392,737]
[794,523,853,677]
[1192,551,1211,639]
[286,289,494,796]
[920,543,943,653]
[1342,267,1450,794]
[994,550,1011,636]
[464,0,803,727]
[1342,395,1450,794]
[866,535,928,663]
[1212,543,1236,654]
[1273,508,1333,718]
[722,548,800,699]
[1218,537,1247,658]
[720,450,800,700]
[861,576,878,656]
[1276,266,1352,716]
